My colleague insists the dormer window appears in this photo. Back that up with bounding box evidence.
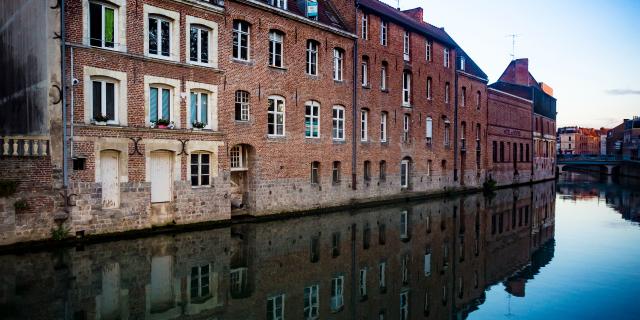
[271,0,286,9]
[460,56,466,71]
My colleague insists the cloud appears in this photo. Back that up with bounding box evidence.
[605,89,640,95]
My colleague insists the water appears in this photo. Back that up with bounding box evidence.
[0,173,639,319]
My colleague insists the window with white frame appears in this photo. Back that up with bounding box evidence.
[149,85,172,124]
[361,57,369,87]
[229,145,247,170]
[233,20,250,61]
[379,261,386,289]
[476,91,481,109]
[424,251,432,276]
[333,48,344,81]
[361,14,368,40]
[380,21,388,46]
[332,161,341,183]
[148,15,172,58]
[401,254,409,283]
[306,40,319,75]
[267,294,285,320]
[403,114,410,143]
[230,267,248,296]
[190,152,211,186]
[331,276,344,312]
[426,40,432,61]
[444,48,450,68]
[460,56,466,71]
[380,63,387,90]
[189,90,209,128]
[400,160,410,188]
[359,268,368,298]
[360,109,368,141]
[189,25,210,64]
[403,31,410,61]
[269,30,284,68]
[271,0,286,9]
[304,285,319,319]
[400,210,409,238]
[91,78,118,123]
[190,264,210,299]
[235,90,250,121]
[400,292,409,320]
[402,71,411,106]
[310,161,320,184]
[444,121,451,146]
[426,117,433,144]
[427,160,432,176]
[89,1,117,48]
[332,105,345,140]
[445,82,450,104]
[380,112,388,142]
[268,96,285,136]
[461,86,466,106]
[305,101,320,138]
[425,77,432,99]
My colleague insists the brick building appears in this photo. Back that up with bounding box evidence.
[557,126,602,155]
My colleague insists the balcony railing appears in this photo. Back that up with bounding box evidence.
[1,136,49,157]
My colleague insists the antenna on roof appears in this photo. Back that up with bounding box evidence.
[397,0,400,10]
[506,34,520,61]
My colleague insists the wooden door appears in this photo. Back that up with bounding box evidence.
[151,151,173,203]
[100,150,120,208]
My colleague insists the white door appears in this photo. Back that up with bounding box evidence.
[100,150,120,208]
[151,151,173,203]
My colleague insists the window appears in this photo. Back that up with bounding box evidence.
[379,261,387,290]
[444,48,450,67]
[460,122,466,150]
[189,25,210,64]
[267,294,285,320]
[332,232,340,257]
[476,124,481,150]
[427,160,432,176]
[359,268,368,299]
[91,79,117,123]
[190,264,210,299]
[311,161,320,184]
[500,141,505,162]
[268,30,284,67]
[380,112,388,142]
[306,40,319,75]
[520,143,524,162]
[332,161,341,184]
[361,57,369,87]
[403,31,410,61]
[379,224,386,245]
[364,161,371,181]
[445,82,450,104]
[148,15,171,58]
[461,87,466,106]
[526,144,530,161]
[380,63,388,90]
[400,292,409,320]
[426,40,432,61]
[400,210,409,238]
[149,85,172,124]
[401,160,410,188]
[476,91,481,109]
[361,14,368,40]
[403,114,410,143]
[333,48,344,81]
[426,77,432,99]
[492,141,498,162]
[268,96,285,136]
[425,117,433,144]
[89,1,116,48]
[305,101,320,138]
[271,0,286,9]
[189,91,209,128]
[380,21,388,46]
[402,71,411,106]
[332,106,345,140]
[304,285,319,319]
[230,145,247,170]
[190,153,210,186]
[232,20,250,61]
[235,90,250,121]
[310,236,320,262]
[460,56,466,71]
[230,267,248,297]
[424,251,432,276]
[360,110,368,141]
[444,122,451,147]
[331,276,344,312]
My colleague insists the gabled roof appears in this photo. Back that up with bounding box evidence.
[488,81,533,100]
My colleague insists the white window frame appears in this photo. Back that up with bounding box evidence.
[424,252,432,276]
[400,291,409,320]
[305,101,320,138]
[444,48,450,68]
[235,90,250,122]
[147,15,173,59]
[403,114,410,143]
[188,89,212,129]
[333,48,344,81]
[304,285,319,319]
[190,263,211,298]
[268,96,286,137]
[271,0,287,9]
[306,40,319,76]
[331,276,344,311]
[88,1,118,49]
[400,210,409,238]
[360,110,369,142]
[476,91,481,110]
[426,117,433,143]
[267,294,285,320]
[189,25,210,65]
[332,105,345,141]
[361,14,368,40]
[380,112,387,142]
[190,152,211,187]
[380,64,387,90]
[444,122,451,147]
[149,84,173,124]
[426,40,432,61]
[380,21,388,46]
[426,77,432,100]
[400,161,409,188]
[379,262,386,289]
[269,30,284,68]
[445,83,450,104]
[460,56,466,71]
[91,78,119,125]
[461,87,466,106]
[361,59,369,87]
[402,71,411,107]
[233,20,250,61]
[403,31,410,61]
[230,145,248,171]
[359,268,367,298]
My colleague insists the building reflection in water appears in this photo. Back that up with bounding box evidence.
[0,181,556,320]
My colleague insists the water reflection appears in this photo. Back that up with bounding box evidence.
[0,182,556,320]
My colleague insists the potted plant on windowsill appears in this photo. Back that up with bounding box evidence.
[192,121,206,131]
[94,114,109,126]
[155,118,170,129]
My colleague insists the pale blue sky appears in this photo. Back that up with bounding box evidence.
[381,0,640,128]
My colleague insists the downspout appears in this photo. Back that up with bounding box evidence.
[453,56,459,182]
[530,87,535,179]
[60,0,70,213]
[351,1,359,190]
[70,47,74,159]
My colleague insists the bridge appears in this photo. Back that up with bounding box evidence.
[557,155,631,175]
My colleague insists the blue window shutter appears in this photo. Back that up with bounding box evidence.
[150,87,158,122]
[201,93,208,124]
[162,89,170,120]
[190,92,197,124]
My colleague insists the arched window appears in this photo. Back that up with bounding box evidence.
[268,95,285,136]
[333,48,344,81]
[361,56,370,87]
[445,82,450,104]
[189,24,212,64]
[401,157,412,188]
[332,105,345,140]
[379,160,387,181]
[425,116,433,144]
[305,100,320,138]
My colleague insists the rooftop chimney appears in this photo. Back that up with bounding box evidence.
[514,58,530,86]
[401,7,424,23]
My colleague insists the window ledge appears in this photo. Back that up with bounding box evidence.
[232,58,254,66]
[146,53,177,63]
[266,135,287,141]
[380,141,388,145]
[235,120,251,124]
[362,85,371,89]
[333,139,346,144]
[191,185,212,189]
[402,104,413,109]
[187,61,215,68]
[268,65,288,71]
[334,79,344,84]
[306,74,320,80]
[381,89,389,93]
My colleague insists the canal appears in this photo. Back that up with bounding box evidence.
[1,173,639,319]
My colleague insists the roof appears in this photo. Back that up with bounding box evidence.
[488,81,533,100]
[248,0,349,31]
[358,0,487,80]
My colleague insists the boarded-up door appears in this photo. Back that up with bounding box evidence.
[100,150,120,208]
[151,151,172,203]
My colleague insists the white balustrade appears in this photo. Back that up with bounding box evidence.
[0,136,50,157]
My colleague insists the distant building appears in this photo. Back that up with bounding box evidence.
[557,126,603,155]
[606,117,640,159]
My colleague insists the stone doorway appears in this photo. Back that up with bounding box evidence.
[229,144,255,212]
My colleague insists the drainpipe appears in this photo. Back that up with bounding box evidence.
[453,55,459,182]
[70,47,75,158]
[530,87,535,179]
[351,1,359,190]
[60,0,70,213]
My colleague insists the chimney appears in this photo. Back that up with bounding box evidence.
[401,7,424,23]
[514,58,530,86]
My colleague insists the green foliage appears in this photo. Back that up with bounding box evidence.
[93,113,109,122]
[0,180,18,197]
[155,118,170,126]
[50,224,70,241]
[192,121,206,129]
[14,199,28,211]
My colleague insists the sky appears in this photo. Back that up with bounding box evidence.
[380,0,640,128]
